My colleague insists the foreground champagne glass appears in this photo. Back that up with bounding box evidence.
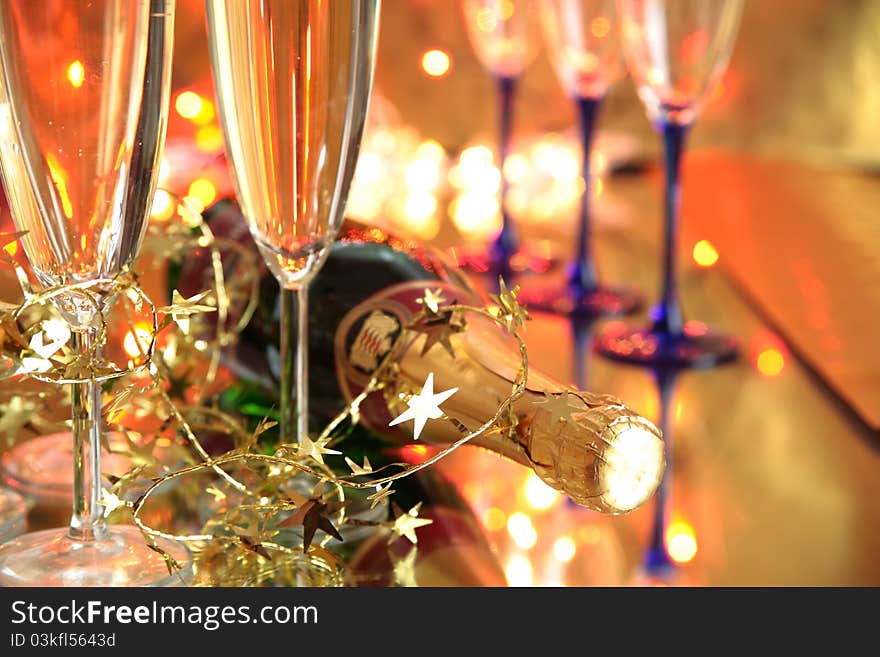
[520,0,642,317]
[206,0,380,443]
[0,0,189,586]
[461,0,541,280]
[596,0,743,368]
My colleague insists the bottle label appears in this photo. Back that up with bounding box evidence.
[334,280,472,418]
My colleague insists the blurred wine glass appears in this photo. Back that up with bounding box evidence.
[461,0,542,282]
[596,0,743,368]
[206,1,380,444]
[0,0,189,586]
[520,0,642,318]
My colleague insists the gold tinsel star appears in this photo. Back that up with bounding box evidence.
[278,482,347,551]
[298,434,342,466]
[489,277,530,332]
[159,290,215,335]
[409,315,464,359]
[391,502,433,544]
[388,372,458,440]
[416,288,446,315]
[392,546,419,587]
[344,455,373,475]
[0,396,37,441]
[534,390,584,427]
[367,482,395,509]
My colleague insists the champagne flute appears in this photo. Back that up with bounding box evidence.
[596,0,743,368]
[0,0,188,586]
[206,0,380,444]
[520,0,642,317]
[461,0,541,281]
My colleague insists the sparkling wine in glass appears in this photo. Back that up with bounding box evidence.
[0,0,189,586]
[596,0,743,368]
[206,0,380,444]
[520,0,642,318]
[461,0,541,281]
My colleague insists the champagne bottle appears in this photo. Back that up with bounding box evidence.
[173,200,665,514]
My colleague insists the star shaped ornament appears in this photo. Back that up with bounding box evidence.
[388,372,458,440]
[534,390,585,427]
[416,288,446,315]
[391,503,433,544]
[489,277,529,332]
[296,434,342,466]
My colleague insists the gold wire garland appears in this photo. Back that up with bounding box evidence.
[0,195,533,586]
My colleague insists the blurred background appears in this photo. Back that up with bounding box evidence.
[172,0,880,163]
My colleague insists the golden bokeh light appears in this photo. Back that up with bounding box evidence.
[174,91,203,120]
[123,325,153,358]
[67,60,85,89]
[505,555,533,586]
[421,49,452,78]
[757,348,785,377]
[693,239,720,267]
[666,521,698,564]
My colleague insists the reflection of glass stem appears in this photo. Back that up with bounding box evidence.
[568,96,602,294]
[571,315,594,391]
[491,75,518,271]
[68,329,107,542]
[645,367,678,574]
[280,286,309,443]
[652,122,690,336]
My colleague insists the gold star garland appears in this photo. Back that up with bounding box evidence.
[0,192,537,586]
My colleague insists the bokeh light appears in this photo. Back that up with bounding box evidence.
[552,536,577,563]
[507,512,538,549]
[524,472,559,510]
[123,325,153,358]
[665,521,698,564]
[693,239,719,267]
[421,49,452,78]
[67,60,85,89]
[756,348,785,377]
[505,555,533,586]
[175,91,203,120]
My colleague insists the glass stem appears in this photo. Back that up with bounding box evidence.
[652,121,690,336]
[645,367,677,573]
[68,329,107,542]
[280,285,309,443]
[492,75,518,270]
[569,95,602,294]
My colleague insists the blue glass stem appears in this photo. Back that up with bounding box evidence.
[651,121,690,336]
[568,96,602,293]
[644,367,678,574]
[491,75,518,266]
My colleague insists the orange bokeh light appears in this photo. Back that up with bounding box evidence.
[67,60,85,88]
[665,521,698,564]
[756,348,785,377]
[692,239,719,267]
[421,49,452,78]
[175,91,203,120]
[590,16,611,39]
[123,324,153,358]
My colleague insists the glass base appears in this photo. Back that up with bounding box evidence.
[595,322,738,369]
[0,487,26,544]
[0,525,191,587]
[1,432,132,507]
[518,282,642,318]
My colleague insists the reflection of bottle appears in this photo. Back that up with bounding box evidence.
[174,201,665,514]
